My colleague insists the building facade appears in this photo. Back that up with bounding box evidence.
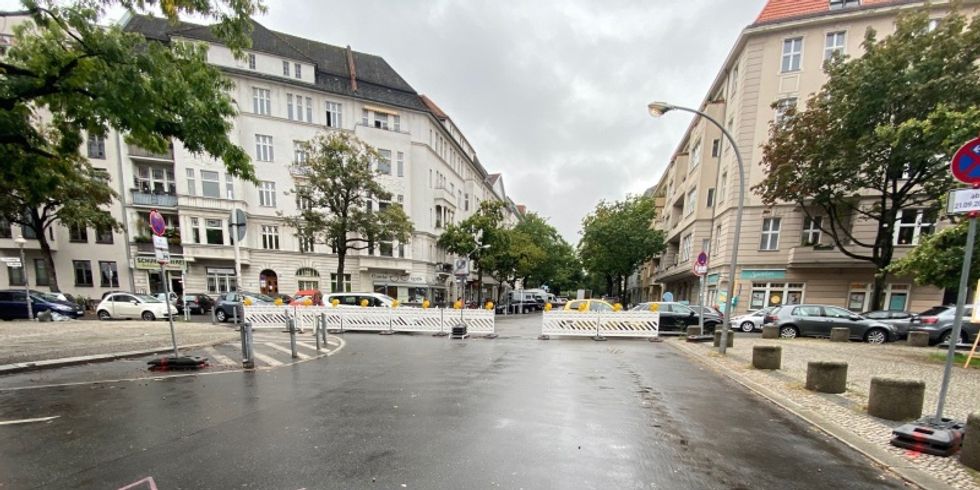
[645,0,977,316]
[0,15,521,305]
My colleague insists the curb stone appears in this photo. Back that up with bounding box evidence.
[0,340,233,375]
[668,339,953,490]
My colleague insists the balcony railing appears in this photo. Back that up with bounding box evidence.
[131,190,178,207]
[289,164,312,177]
[128,144,174,160]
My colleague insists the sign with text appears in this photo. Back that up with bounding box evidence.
[1,257,22,268]
[947,188,980,215]
[135,256,184,271]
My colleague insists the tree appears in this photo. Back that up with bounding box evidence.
[285,133,413,292]
[754,9,980,310]
[889,220,980,290]
[437,200,506,301]
[578,195,664,301]
[0,0,263,290]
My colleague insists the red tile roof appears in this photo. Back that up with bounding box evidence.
[419,94,448,120]
[755,0,898,24]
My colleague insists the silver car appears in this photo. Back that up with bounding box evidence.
[731,307,775,333]
[765,304,898,344]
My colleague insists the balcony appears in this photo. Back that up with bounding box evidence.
[289,164,312,177]
[128,144,174,161]
[178,195,247,212]
[135,241,183,254]
[131,190,178,208]
[181,243,250,264]
[357,256,413,274]
[787,245,866,267]
[433,185,457,208]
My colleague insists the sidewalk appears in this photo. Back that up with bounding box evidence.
[671,336,980,490]
[0,320,237,368]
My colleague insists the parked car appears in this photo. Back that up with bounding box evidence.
[860,310,914,339]
[95,293,175,321]
[182,293,215,314]
[153,292,183,315]
[731,307,776,332]
[564,298,614,313]
[631,301,721,334]
[764,304,897,343]
[271,293,294,305]
[322,292,396,308]
[289,289,323,306]
[215,292,274,322]
[688,305,724,320]
[0,289,85,320]
[909,305,980,345]
[502,291,544,313]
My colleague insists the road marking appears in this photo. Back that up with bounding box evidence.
[326,340,339,347]
[296,341,319,352]
[265,342,310,359]
[118,476,158,490]
[251,351,284,367]
[203,347,235,366]
[0,415,60,426]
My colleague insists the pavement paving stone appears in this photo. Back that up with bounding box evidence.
[673,337,980,490]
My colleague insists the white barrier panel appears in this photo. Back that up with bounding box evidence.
[391,308,446,333]
[244,306,294,330]
[461,309,496,335]
[244,306,494,335]
[541,310,659,338]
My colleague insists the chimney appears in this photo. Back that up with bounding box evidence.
[346,45,358,92]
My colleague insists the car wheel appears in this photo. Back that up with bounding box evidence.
[97,310,111,321]
[740,321,755,333]
[939,330,965,345]
[864,328,887,344]
[141,311,156,321]
[216,309,228,322]
[779,325,799,339]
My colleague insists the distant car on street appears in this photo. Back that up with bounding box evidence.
[860,310,914,339]
[0,289,84,320]
[764,304,897,343]
[731,307,776,333]
[182,293,215,314]
[564,298,614,312]
[322,292,396,308]
[909,305,979,345]
[631,302,721,334]
[215,291,274,322]
[95,293,174,321]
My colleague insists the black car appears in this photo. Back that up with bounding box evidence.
[214,291,273,322]
[910,305,980,345]
[630,301,721,334]
[0,289,84,320]
[182,293,215,314]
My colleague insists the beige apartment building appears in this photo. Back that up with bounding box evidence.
[642,0,978,316]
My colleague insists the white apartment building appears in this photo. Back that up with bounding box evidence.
[0,14,522,305]
[642,0,977,315]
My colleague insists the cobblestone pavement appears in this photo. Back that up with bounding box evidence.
[672,336,980,490]
[0,320,237,364]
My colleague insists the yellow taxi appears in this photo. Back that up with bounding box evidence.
[563,299,614,312]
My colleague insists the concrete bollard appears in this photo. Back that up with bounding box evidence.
[687,326,701,337]
[907,331,930,347]
[962,412,980,471]
[830,327,850,342]
[752,345,782,370]
[805,361,848,394]
[867,377,925,421]
[713,330,734,348]
[762,325,779,339]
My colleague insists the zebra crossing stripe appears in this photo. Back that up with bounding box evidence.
[203,347,235,366]
[251,351,284,367]
[264,342,310,360]
[296,342,319,352]
[326,340,339,347]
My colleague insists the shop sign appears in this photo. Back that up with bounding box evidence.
[740,269,786,280]
[135,256,184,271]
[371,273,426,284]
[207,267,235,275]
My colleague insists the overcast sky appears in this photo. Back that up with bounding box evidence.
[4,0,767,243]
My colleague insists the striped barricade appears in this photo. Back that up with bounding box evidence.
[461,309,496,335]
[243,306,294,330]
[541,310,600,337]
[246,306,496,336]
[541,310,659,338]
[391,307,446,334]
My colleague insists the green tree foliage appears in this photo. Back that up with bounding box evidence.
[0,0,263,290]
[754,9,980,309]
[889,221,980,290]
[437,200,506,299]
[285,133,413,292]
[578,195,664,300]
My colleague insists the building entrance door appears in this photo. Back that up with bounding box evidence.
[260,269,278,296]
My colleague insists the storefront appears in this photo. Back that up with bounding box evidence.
[371,272,446,305]
[134,255,186,295]
[205,266,237,295]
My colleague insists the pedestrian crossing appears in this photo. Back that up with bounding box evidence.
[192,332,341,370]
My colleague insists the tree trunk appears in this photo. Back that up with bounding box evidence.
[477,268,484,305]
[335,248,346,293]
[871,268,887,311]
[605,274,613,296]
[31,213,59,292]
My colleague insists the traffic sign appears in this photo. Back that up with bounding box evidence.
[662,291,673,302]
[155,248,170,264]
[152,235,168,250]
[453,257,469,276]
[230,208,247,241]
[696,251,708,266]
[948,188,980,215]
[693,263,708,276]
[148,209,167,237]
[1,257,22,268]
[950,137,980,185]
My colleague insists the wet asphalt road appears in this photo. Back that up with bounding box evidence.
[0,314,903,489]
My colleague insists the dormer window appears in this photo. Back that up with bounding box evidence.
[247,53,256,70]
[829,0,860,10]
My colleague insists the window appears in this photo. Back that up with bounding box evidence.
[287,94,313,123]
[134,166,176,194]
[293,141,308,165]
[186,168,196,196]
[393,115,401,132]
[190,217,201,244]
[824,31,846,60]
[69,224,88,243]
[207,270,237,294]
[847,283,909,311]
[894,209,935,245]
[701,238,711,256]
[781,37,803,73]
[252,88,271,115]
[286,94,294,120]
[87,134,106,159]
[397,194,404,206]
[364,110,390,130]
[294,63,301,79]
[298,234,314,253]
[201,171,220,198]
[718,173,727,202]
[296,186,313,211]
[729,63,739,97]
[297,268,319,290]
[377,149,392,175]
[0,218,9,239]
[330,273,352,293]
[96,225,113,244]
[34,259,49,286]
[205,219,224,245]
[379,235,394,257]
[750,282,804,309]
[7,265,24,286]
[99,261,119,288]
[829,0,860,10]
[802,216,822,245]
[706,188,715,208]
[760,217,781,250]
[248,53,256,70]
[397,152,404,177]
[680,234,693,262]
[715,224,723,255]
[73,260,93,287]
[685,189,697,216]
[711,139,721,158]
[258,181,276,208]
[775,97,798,126]
[282,60,290,76]
[325,102,342,128]
[255,134,274,162]
[261,225,280,250]
[689,139,701,171]
[464,193,470,211]
[225,174,234,199]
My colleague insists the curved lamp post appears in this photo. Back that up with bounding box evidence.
[648,101,745,354]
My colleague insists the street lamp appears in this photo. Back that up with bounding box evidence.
[14,235,32,320]
[648,101,746,354]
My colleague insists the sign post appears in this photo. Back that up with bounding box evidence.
[150,210,178,357]
[694,252,709,336]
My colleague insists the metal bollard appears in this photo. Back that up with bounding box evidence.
[241,321,255,369]
[319,312,327,345]
[315,315,322,352]
[211,306,217,325]
[288,317,299,359]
